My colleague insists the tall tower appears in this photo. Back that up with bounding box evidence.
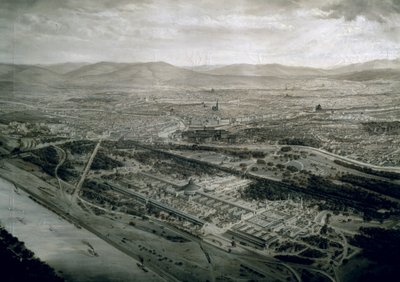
[212,100,219,111]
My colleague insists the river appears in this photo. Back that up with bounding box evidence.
[0,176,163,282]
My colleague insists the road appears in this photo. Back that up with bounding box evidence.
[73,139,102,198]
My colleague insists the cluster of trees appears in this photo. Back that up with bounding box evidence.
[334,159,400,180]
[256,159,266,165]
[238,127,320,147]
[300,235,329,249]
[80,188,118,207]
[299,248,327,259]
[62,140,95,155]
[91,151,123,170]
[274,255,314,265]
[362,121,400,135]
[280,146,292,152]
[242,180,293,201]
[307,175,398,211]
[279,137,321,148]
[286,165,299,172]
[340,174,400,199]
[35,146,59,165]
[242,170,398,221]
[133,150,157,165]
[155,150,220,177]
[22,147,59,176]
[83,180,111,192]
[0,227,63,282]
[105,139,138,150]
[23,154,55,176]
[57,160,78,182]
[22,147,80,182]
[275,241,306,253]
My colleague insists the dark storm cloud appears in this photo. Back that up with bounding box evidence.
[322,0,400,22]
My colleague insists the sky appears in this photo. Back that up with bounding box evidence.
[1,0,400,67]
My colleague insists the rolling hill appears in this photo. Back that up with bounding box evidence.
[64,61,282,88]
[200,59,400,77]
[203,63,329,77]
[333,69,400,81]
[0,58,399,89]
[0,64,62,85]
[40,62,90,74]
[329,59,400,74]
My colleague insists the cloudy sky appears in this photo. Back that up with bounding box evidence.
[1,0,400,67]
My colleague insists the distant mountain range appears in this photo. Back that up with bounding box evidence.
[0,59,399,88]
[330,59,400,74]
[191,58,400,77]
[197,63,329,77]
[39,62,90,74]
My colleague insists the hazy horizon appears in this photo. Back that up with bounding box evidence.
[1,57,400,70]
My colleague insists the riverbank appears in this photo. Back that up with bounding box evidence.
[0,176,163,282]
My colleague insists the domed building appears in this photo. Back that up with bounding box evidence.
[182,179,201,195]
